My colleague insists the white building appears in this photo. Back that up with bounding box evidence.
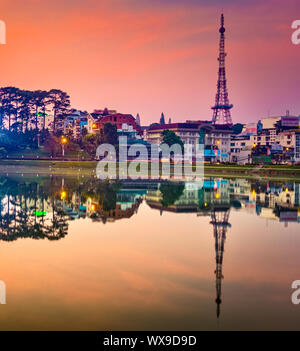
[146,123,200,155]
[229,135,252,164]
[199,124,232,162]
[146,122,232,163]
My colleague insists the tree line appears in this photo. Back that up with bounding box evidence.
[0,86,74,157]
[0,86,121,159]
[0,87,70,131]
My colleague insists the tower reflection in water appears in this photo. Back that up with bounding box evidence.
[146,179,232,318]
[0,175,300,318]
[211,206,230,318]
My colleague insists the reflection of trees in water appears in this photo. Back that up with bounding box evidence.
[0,176,128,241]
[79,179,121,212]
[2,176,294,242]
[79,179,144,223]
[0,177,68,242]
[159,183,184,207]
[0,208,68,242]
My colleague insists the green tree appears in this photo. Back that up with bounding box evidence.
[81,127,88,138]
[161,129,184,149]
[31,90,51,130]
[44,134,61,157]
[82,134,100,155]
[0,130,25,152]
[18,90,33,131]
[232,123,243,135]
[160,183,185,207]
[23,129,39,149]
[0,87,20,130]
[48,89,71,132]
[101,122,118,145]
[0,147,7,159]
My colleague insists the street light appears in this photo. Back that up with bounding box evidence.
[60,191,67,200]
[61,136,67,157]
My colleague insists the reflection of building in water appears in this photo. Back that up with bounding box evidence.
[1,177,299,245]
[295,183,300,207]
[146,182,199,213]
[145,179,230,214]
[229,179,300,224]
[87,190,145,223]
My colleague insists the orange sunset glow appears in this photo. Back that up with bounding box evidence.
[0,0,299,124]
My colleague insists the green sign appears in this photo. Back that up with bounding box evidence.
[35,112,49,116]
[34,211,47,217]
[253,156,272,164]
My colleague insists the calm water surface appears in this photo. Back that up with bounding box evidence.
[0,175,299,330]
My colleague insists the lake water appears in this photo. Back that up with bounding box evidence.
[0,174,300,330]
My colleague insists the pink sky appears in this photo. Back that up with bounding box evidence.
[0,0,299,125]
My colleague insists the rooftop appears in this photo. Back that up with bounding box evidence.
[148,123,201,131]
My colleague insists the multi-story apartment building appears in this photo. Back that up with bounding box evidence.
[146,122,232,162]
[229,135,252,164]
[250,128,277,147]
[252,114,300,146]
[259,114,300,130]
[146,122,200,154]
[92,113,141,137]
[62,109,89,139]
[198,124,232,162]
[247,114,300,163]
[277,130,296,148]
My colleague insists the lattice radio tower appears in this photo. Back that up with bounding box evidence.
[211,14,233,126]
